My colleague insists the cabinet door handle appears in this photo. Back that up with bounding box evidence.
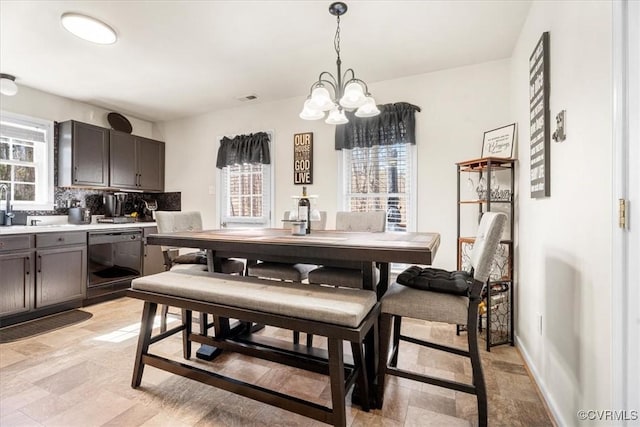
[74,166,78,182]
[25,257,30,275]
[37,255,42,273]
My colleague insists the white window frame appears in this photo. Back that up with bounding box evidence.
[216,131,274,228]
[0,110,54,211]
[338,143,417,232]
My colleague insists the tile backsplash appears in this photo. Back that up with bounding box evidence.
[15,189,181,219]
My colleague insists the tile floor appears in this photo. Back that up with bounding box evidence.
[0,297,554,426]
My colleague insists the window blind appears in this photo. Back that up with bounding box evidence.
[343,143,412,231]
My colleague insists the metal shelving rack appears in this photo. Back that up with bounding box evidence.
[456,157,515,350]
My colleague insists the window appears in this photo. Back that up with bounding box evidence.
[0,111,54,211]
[218,132,273,228]
[221,163,271,225]
[342,143,416,231]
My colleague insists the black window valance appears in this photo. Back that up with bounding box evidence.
[216,132,271,169]
[335,102,421,150]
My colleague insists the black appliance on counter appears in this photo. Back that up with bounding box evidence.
[99,192,136,224]
[87,229,142,299]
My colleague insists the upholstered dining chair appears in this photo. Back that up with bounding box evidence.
[155,211,245,332]
[307,210,386,288]
[247,211,326,345]
[376,211,507,427]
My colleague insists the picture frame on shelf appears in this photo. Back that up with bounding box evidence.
[481,123,516,158]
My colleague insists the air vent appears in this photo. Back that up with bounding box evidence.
[236,94,258,102]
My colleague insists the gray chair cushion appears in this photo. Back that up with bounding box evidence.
[132,271,377,328]
[173,251,207,264]
[170,259,244,274]
[382,282,469,325]
[248,262,316,282]
[396,266,472,296]
[336,211,386,232]
[308,266,380,288]
[309,211,386,287]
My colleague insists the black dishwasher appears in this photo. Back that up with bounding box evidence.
[87,229,142,297]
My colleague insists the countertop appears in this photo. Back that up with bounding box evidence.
[0,221,157,235]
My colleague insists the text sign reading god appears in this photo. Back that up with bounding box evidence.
[529,32,550,198]
[293,132,313,185]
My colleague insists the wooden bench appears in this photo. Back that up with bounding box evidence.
[127,270,380,427]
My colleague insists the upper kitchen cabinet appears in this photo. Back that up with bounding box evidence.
[110,131,165,192]
[58,121,110,187]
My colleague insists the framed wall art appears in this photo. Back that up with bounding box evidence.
[293,132,313,185]
[481,123,516,158]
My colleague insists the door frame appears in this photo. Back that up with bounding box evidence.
[612,0,639,418]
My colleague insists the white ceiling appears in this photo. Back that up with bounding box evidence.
[0,1,531,122]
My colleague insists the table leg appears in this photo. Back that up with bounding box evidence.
[196,249,223,360]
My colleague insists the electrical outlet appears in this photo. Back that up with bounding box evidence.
[208,186,215,195]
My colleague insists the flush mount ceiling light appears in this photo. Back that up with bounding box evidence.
[61,13,117,45]
[299,2,379,125]
[0,74,18,96]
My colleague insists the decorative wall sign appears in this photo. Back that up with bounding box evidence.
[529,32,550,198]
[293,132,313,185]
[481,123,516,158]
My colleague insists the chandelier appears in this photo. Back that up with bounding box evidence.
[299,2,380,125]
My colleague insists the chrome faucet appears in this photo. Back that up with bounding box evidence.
[0,183,14,226]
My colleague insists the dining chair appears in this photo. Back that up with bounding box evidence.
[376,211,507,427]
[155,211,245,332]
[247,210,326,345]
[307,210,386,288]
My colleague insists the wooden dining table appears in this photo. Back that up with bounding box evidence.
[146,227,441,408]
[149,227,440,295]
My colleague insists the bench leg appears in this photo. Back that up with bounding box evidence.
[377,312,393,406]
[160,304,169,333]
[132,301,157,388]
[327,338,346,427]
[390,315,402,367]
[182,309,192,359]
[350,341,370,412]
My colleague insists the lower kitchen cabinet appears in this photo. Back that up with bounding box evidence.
[0,251,34,317]
[35,245,86,308]
[143,226,165,276]
[0,235,34,319]
[0,232,87,326]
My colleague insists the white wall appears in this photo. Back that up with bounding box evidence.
[0,85,153,137]
[510,2,613,425]
[155,59,512,269]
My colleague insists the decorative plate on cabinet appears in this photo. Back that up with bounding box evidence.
[107,112,132,134]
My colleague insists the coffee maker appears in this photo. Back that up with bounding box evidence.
[99,193,134,223]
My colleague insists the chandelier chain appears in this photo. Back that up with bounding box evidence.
[334,16,341,61]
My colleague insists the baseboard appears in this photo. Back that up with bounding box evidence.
[514,334,565,427]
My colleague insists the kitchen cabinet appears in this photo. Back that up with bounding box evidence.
[0,235,34,318]
[110,131,165,192]
[58,120,110,187]
[0,232,86,326]
[143,226,165,276]
[35,232,87,308]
